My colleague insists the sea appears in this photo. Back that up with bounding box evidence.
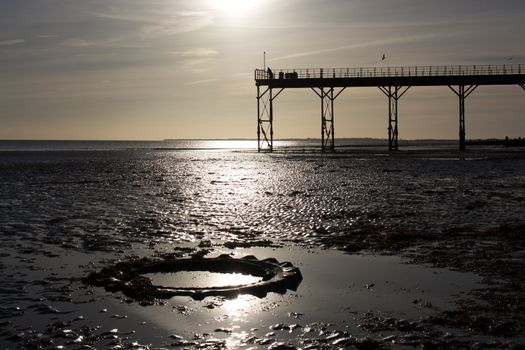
[0,138,455,151]
[1,139,524,348]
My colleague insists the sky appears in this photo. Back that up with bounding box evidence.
[1,0,525,140]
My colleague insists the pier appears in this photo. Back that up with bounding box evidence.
[255,64,525,152]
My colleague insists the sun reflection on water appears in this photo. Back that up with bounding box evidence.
[146,271,262,289]
[224,330,250,349]
[222,295,256,321]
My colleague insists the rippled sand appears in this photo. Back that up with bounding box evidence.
[1,147,524,348]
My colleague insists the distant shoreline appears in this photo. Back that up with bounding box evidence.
[0,137,521,143]
[0,138,460,142]
[1,139,523,152]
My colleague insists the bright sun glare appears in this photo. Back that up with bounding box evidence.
[211,0,263,17]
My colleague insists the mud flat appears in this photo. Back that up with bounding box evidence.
[1,228,524,349]
[1,146,525,348]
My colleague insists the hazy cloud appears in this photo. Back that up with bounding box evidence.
[184,78,218,86]
[62,39,95,48]
[270,33,447,62]
[93,7,213,39]
[172,48,219,67]
[172,48,219,58]
[140,17,211,39]
[0,39,24,46]
[176,11,208,17]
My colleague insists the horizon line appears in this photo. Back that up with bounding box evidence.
[0,137,472,142]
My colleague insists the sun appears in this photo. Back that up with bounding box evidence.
[210,0,263,17]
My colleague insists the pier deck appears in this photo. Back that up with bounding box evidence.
[254,64,525,152]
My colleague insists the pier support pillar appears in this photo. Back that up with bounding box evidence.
[312,87,346,152]
[449,85,478,151]
[257,86,284,152]
[379,86,410,151]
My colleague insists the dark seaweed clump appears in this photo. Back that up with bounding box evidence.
[83,255,160,306]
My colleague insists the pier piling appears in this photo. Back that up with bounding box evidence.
[255,64,525,152]
[449,85,478,150]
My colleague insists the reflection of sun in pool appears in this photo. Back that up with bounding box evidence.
[222,295,255,320]
[145,271,262,289]
[146,270,261,319]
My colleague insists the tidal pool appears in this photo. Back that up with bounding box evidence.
[144,271,263,289]
[0,245,481,348]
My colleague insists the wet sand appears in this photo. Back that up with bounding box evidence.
[1,146,524,349]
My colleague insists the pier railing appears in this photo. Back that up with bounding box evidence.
[255,64,524,80]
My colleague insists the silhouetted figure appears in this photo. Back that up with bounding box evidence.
[267,67,273,79]
[381,54,386,61]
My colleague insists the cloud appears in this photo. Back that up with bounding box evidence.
[0,39,24,46]
[172,48,219,58]
[172,48,220,67]
[184,78,218,86]
[176,11,208,17]
[140,12,212,39]
[269,33,446,62]
[62,39,95,48]
[93,6,214,39]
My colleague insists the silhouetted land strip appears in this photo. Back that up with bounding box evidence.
[467,137,525,147]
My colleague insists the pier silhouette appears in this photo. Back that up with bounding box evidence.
[255,64,525,152]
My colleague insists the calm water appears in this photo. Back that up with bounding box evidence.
[0,138,454,151]
[1,140,524,348]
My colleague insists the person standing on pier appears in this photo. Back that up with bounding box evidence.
[267,67,273,79]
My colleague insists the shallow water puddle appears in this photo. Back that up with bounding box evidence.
[222,247,478,317]
[145,271,263,289]
[93,247,481,344]
[0,246,482,348]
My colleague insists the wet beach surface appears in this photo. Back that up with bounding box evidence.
[1,146,524,349]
